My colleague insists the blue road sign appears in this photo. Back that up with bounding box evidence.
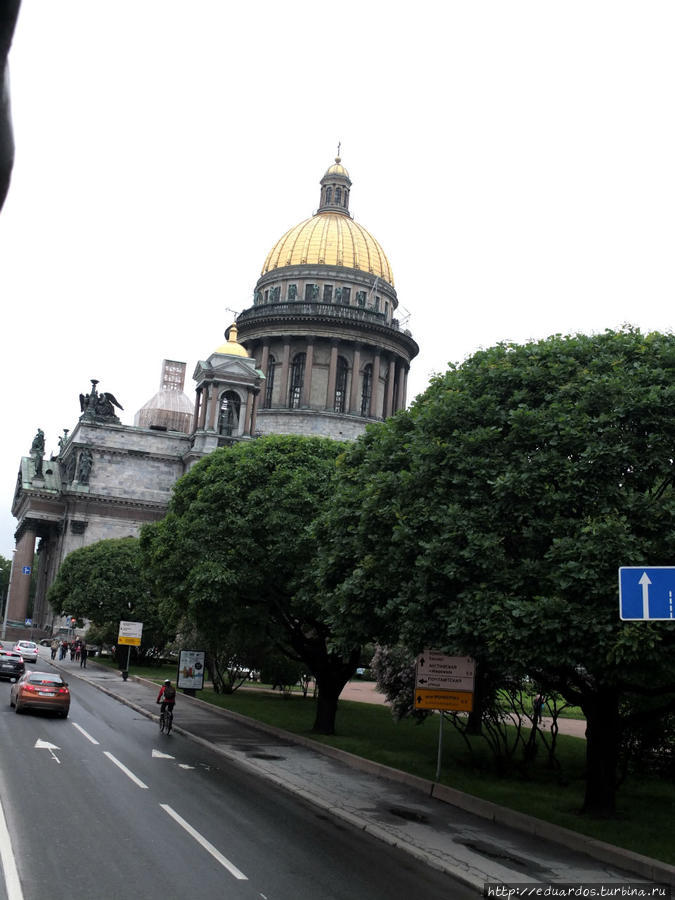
[619,567,675,620]
[22,566,31,575]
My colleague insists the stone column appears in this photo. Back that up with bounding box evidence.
[326,340,339,409]
[396,364,407,412]
[279,341,291,407]
[349,345,362,413]
[192,389,201,434]
[198,387,208,430]
[385,355,396,419]
[370,351,381,418]
[243,390,254,437]
[302,340,314,407]
[207,384,219,431]
[7,526,36,624]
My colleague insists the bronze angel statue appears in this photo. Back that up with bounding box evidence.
[79,379,124,419]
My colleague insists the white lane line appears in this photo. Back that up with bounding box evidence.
[103,752,149,789]
[0,797,24,900]
[72,723,99,745]
[160,804,247,880]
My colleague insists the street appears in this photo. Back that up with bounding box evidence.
[0,652,470,900]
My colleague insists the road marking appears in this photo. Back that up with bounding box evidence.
[34,739,61,764]
[0,797,24,900]
[152,749,174,759]
[72,723,99,744]
[103,752,149,789]
[160,804,247,880]
[178,764,195,770]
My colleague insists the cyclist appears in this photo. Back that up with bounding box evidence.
[156,679,176,715]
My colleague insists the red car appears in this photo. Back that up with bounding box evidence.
[10,671,70,717]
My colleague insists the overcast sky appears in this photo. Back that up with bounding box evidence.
[0,1,673,557]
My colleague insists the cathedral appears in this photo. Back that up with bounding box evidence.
[7,157,419,631]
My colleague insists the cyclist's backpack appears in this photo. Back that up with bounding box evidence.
[164,685,176,702]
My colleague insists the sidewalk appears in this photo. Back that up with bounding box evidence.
[51,653,674,891]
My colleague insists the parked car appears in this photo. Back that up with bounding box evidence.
[10,671,70,717]
[13,640,39,663]
[0,649,25,681]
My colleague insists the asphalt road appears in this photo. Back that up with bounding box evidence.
[0,659,473,900]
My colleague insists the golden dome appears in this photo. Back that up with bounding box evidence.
[324,156,350,179]
[214,323,249,357]
[261,212,394,285]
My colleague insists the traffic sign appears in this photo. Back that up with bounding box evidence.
[415,650,476,711]
[619,567,675,620]
[414,688,474,712]
[118,620,143,646]
[22,566,31,575]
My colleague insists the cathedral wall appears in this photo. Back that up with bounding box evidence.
[256,409,370,441]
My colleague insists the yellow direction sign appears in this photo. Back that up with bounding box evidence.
[414,688,474,712]
[118,620,143,647]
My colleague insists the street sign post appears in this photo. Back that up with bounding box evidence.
[414,649,476,781]
[118,621,143,681]
[619,567,675,620]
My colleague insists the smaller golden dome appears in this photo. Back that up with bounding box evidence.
[324,156,350,179]
[214,323,249,357]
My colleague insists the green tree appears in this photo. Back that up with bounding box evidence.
[140,434,358,734]
[0,554,11,613]
[47,537,169,660]
[317,328,675,815]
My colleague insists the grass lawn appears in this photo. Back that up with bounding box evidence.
[96,659,674,864]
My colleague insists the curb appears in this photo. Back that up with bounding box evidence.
[61,661,675,888]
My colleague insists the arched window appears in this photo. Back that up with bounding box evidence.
[289,353,306,408]
[334,356,348,413]
[335,187,342,205]
[218,391,241,436]
[360,364,372,417]
[264,355,276,408]
[325,186,332,204]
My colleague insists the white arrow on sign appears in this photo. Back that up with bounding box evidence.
[152,749,175,759]
[639,571,651,619]
[35,739,61,764]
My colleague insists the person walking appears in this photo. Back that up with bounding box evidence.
[80,645,88,668]
[50,638,58,661]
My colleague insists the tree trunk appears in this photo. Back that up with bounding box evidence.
[311,650,360,735]
[581,687,620,816]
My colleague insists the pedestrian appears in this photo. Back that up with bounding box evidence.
[75,643,81,662]
[59,641,67,660]
[533,693,545,725]
[69,643,76,661]
[80,645,88,668]
[50,638,58,660]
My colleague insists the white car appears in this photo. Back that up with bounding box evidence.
[13,641,39,664]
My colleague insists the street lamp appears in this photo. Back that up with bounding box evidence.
[1,550,17,641]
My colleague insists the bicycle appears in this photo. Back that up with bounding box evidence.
[159,705,173,735]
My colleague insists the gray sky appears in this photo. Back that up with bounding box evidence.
[1,1,673,556]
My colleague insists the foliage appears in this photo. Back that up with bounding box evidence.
[260,651,306,694]
[317,328,675,814]
[140,434,359,734]
[370,644,429,723]
[46,537,170,660]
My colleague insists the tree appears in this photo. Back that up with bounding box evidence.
[140,434,359,734]
[47,537,170,661]
[317,328,675,815]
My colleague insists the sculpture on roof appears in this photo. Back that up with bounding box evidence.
[79,379,124,423]
[30,427,45,479]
